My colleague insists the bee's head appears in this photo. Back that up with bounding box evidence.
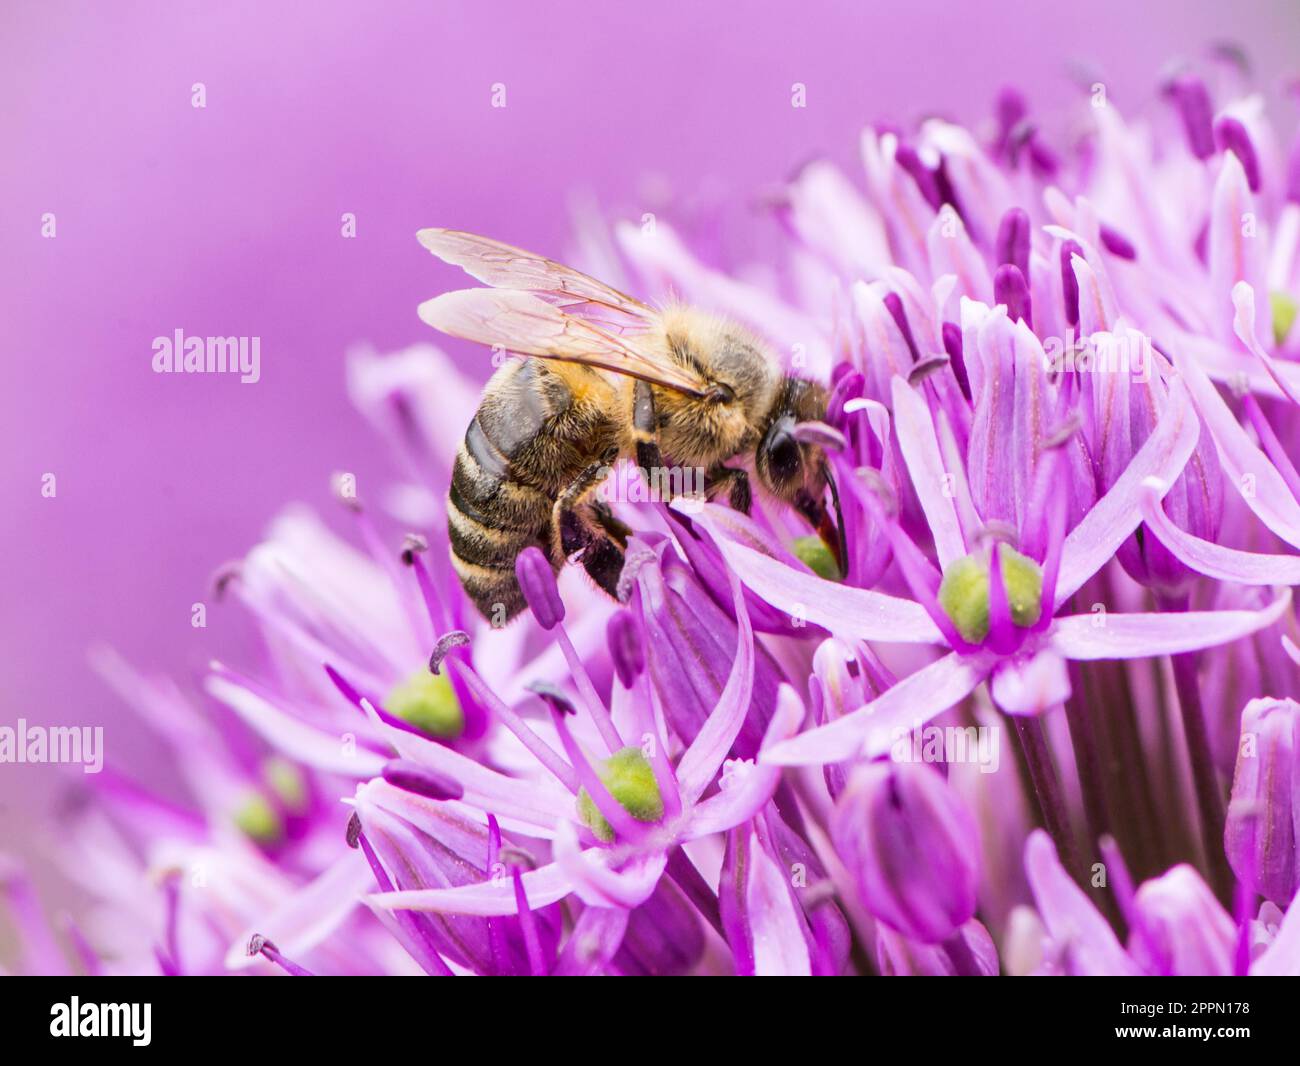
[754,377,846,573]
[754,377,829,500]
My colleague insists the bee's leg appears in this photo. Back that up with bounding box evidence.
[632,379,663,475]
[633,379,725,511]
[705,465,752,514]
[590,500,632,548]
[577,525,626,600]
[551,451,626,600]
[552,453,617,558]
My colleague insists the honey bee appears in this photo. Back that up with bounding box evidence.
[417,229,844,622]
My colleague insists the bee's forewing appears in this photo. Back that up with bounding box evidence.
[417,228,650,318]
[419,288,708,396]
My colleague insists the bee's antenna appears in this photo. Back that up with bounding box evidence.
[821,460,847,577]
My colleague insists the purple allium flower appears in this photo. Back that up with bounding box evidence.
[832,760,980,944]
[15,56,1300,979]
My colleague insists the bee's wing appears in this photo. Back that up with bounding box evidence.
[419,288,709,396]
[417,228,651,331]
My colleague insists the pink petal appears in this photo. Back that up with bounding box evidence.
[784,160,891,278]
[553,822,667,910]
[927,203,993,302]
[615,221,828,377]
[1209,151,1264,341]
[206,670,387,777]
[552,906,630,976]
[1070,246,1117,335]
[681,685,803,839]
[369,861,576,917]
[1251,893,1300,976]
[748,838,813,975]
[1024,830,1140,975]
[762,651,987,766]
[0,863,67,975]
[346,343,480,483]
[1178,339,1300,548]
[861,131,934,275]
[700,524,945,645]
[989,648,1071,716]
[1232,282,1300,405]
[1051,588,1291,660]
[891,375,967,567]
[674,566,755,804]
[224,852,373,971]
[1139,477,1300,584]
[360,698,574,833]
[967,307,1019,525]
[853,280,918,398]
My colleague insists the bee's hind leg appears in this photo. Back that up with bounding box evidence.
[575,525,626,600]
[551,451,626,601]
[590,500,631,547]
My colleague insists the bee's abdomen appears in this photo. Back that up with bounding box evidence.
[448,363,566,621]
[447,479,549,621]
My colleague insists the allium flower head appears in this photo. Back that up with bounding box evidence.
[13,54,1300,982]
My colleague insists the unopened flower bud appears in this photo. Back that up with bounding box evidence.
[606,611,644,688]
[1225,697,1299,906]
[1130,865,1235,976]
[515,546,564,629]
[1215,116,1261,192]
[995,207,1031,276]
[831,760,979,943]
[1060,240,1084,327]
[993,263,1032,328]
[381,758,465,801]
[1165,76,1216,160]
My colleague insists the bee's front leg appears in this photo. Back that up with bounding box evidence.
[634,379,738,511]
[632,379,663,474]
[705,465,751,514]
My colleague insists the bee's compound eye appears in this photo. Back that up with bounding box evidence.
[765,428,801,481]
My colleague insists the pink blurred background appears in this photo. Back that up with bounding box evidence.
[2,1,1297,878]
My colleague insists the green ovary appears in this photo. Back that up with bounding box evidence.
[234,793,284,844]
[938,543,1044,645]
[385,670,465,740]
[264,756,309,815]
[576,747,665,843]
[793,535,842,581]
[1272,291,1297,347]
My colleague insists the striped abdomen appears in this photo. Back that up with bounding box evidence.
[448,360,617,622]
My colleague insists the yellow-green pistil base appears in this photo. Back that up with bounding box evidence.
[793,535,842,581]
[938,544,1044,645]
[577,746,665,843]
[234,792,284,844]
[385,670,465,740]
[264,756,310,815]
[1272,291,1298,347]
